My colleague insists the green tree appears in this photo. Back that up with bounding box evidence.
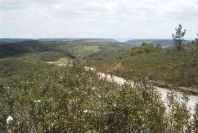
[172,24,186,51]
[195,33,198,48]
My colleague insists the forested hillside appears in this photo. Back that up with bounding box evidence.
[88,43,198,93]
[0,39,131,58]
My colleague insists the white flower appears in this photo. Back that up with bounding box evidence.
[83,110,88,113]
[34,100,41,103]
[6,116,13,124]
[83,110,91,113]
[47,62,53,64]
[90,68,95,71]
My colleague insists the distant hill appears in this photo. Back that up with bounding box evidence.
[38,38,76,42]
[126,39,174,47]
[0,40,74,58]
[72,38,117,43]
[0,38,117,44]
[0,39,131,58]
[65,41,131,57]
[38,38,117,43]
[0,38,33,44]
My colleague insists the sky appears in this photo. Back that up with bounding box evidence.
[0,0,198,39]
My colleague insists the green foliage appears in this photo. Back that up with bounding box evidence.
[69,45,101,57]
[0,51,69,79]
[0,56,195,132]
[172,24,186,51]
[193,34,198,48]
[89,46,198,88]
[0,40,197,132]
[130,43,161,56]
[0,40,131,58]
[165,92,191,133]
[192,103,198,132]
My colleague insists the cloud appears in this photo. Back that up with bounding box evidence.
[0,0,29,10]
[0,0,197,38]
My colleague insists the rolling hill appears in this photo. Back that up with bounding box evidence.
[126,39,174,47]
[0,39,131,58]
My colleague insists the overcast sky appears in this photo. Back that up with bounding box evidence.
[0,0,198,39]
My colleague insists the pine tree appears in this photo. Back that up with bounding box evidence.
[195,33,198,47]
[172,24,186,51]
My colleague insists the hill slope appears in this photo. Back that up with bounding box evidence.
[0,39,131,58]
[126,39,174,47]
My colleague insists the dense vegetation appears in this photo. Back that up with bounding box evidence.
[0,57,198,132]
[88,44,198,91]
[0,36,198,132]
[88,26,198,91]
[0,39,131,58]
